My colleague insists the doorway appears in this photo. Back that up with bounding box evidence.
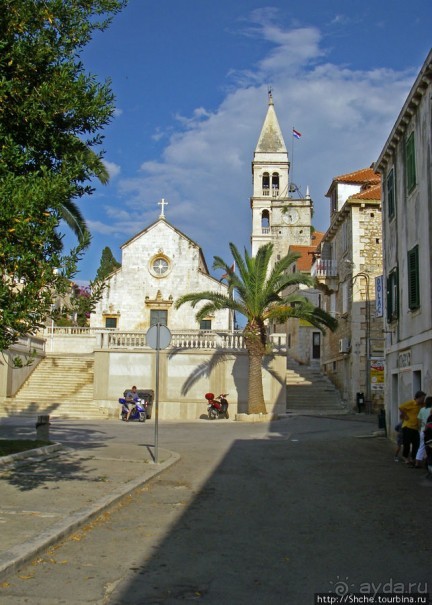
[312,332,321,360]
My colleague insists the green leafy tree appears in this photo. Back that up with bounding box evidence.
[54,280,106,327]
[175,243,338,414]
[0,0,127,352]
[95,246,121,281]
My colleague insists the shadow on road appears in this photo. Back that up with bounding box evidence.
[108,416,431,604]
[0,422,113,491]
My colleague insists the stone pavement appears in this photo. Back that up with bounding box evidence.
[0,430,179,582]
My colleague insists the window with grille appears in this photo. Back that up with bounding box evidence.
[406,132,416,193]
[386,268,399,322]
[407,245,420,310]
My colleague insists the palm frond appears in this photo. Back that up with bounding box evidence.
[60,199,90,243]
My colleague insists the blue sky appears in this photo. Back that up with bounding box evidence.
[72,0,432,281]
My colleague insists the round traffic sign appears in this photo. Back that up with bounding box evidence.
[146,324,172,350]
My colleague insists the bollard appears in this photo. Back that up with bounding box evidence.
[36,415,50,441]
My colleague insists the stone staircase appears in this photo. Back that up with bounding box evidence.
[0,354,108,419]
[285,359,347,414]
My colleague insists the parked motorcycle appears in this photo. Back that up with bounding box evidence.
[118,398,148,422]
[205,392,229,420]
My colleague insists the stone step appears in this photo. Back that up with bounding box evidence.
[285,361,344,413]
[0,354,108,420]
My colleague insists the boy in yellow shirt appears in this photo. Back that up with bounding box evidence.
[399,391,426,466]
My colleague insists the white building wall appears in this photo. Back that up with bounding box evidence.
[375,49,432,435]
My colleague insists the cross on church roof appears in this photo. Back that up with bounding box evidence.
[158,198,168,218]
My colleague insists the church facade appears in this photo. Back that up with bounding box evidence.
[90,203,230,332]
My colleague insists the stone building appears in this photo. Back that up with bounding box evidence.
[375,49,432,431]
[280,233,325,366]
[313,168,384,410]
[90,202,230,332]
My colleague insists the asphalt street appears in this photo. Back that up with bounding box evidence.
[0,414,431,605]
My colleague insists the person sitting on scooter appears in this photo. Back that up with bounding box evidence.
[124,385,138,421]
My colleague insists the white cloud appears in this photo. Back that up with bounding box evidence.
[93,14,416,267]
[102,159,121,179]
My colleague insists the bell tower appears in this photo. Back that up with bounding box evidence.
[251,92,313,261]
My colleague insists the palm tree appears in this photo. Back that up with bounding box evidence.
[60,147,109,244]
[175,242,337,415]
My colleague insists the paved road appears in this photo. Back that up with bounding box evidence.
[0,415,431,604]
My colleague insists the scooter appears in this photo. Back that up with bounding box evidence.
[118,398,148,422]
[205,393,229,420]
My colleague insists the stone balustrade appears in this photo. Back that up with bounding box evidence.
[40,327,287,353]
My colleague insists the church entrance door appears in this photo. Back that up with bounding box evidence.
[150,310,168,327]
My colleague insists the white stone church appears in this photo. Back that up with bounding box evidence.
[90,199,230,332]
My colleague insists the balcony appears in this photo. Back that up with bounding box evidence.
[311,259,338,278]
[262,188,279,198]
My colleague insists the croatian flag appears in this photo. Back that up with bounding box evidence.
[292,128,302,140]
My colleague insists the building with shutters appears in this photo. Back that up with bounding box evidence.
[375,49,432,430]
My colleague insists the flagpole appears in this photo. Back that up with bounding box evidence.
[290,125,294,198]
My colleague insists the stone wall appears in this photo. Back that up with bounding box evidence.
[93,348,286,420]
[0,337,45,399]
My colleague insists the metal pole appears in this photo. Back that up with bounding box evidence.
[364,274,371,406]
[154,323,160,464]
[352,272,371,410]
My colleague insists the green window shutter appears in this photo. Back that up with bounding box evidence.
[386,268,399,322]
[386,169,395,219]
[407,246,420,310]
[406,132,416,193]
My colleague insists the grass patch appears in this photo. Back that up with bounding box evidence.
[0,439,53,457]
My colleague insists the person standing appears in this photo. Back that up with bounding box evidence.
[399,391,426,466]
[414,395,432,468]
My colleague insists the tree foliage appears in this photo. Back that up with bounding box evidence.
[176,243,338,414]
[95,246,121,281]
[54,280,106,327]
[0,0,127,352]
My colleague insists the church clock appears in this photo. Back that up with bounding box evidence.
[283,209,299,225]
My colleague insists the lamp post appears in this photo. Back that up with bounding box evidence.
[352,272,371,407]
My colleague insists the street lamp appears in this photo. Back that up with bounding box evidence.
[352,272,371,406]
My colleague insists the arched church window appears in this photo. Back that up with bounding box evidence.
[272,173,279,196]
[261,210,270,233]
[262,172,270,195]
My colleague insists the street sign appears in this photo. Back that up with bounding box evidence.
[145,323,172,464]
[146,324,172,350]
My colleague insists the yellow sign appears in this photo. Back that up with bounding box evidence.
[370,357,384,391]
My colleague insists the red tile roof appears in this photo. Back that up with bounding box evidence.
[333,167,380,185]
[350,183,382,201]
[289,237,323,272]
